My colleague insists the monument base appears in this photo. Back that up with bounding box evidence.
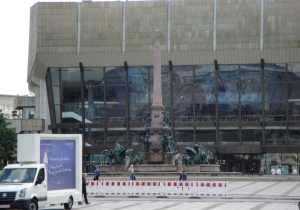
[143,151,165,164]
[164,152,174,164]
[97,165,122,173]
[98,164,178,173]
[186,164,220,172]
[135,164,177,172]
[98,164,220,173]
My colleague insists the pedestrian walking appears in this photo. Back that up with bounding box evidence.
[94,167,100,181]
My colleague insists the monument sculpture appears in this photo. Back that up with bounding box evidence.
[98,143,143,166]
[139,34,176,164]
[173,144,214,165]
[97,34,218,173]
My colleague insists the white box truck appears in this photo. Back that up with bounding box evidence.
[0,134,83,210]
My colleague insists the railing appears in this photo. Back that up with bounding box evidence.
[266,138,287,145]
[86,180,228,198]
[61,103,296,124]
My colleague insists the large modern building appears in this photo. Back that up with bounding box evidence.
[27,0,300,173]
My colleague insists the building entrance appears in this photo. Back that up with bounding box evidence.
[227,160,260,174]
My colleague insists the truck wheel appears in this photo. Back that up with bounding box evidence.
[27,200,38,210]
[298,201,300,209]
[64,196,73,209]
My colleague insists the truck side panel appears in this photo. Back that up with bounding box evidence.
[40,139,76,191]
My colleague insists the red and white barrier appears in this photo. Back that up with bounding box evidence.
[86,180,228,197]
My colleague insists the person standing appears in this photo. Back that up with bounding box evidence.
[182,170,188,181]
[94,167,100,181]
[288,166,293,175]
[270,168,276,175]
[128,165,135,181]
[276,167,281,175]
[259,167,264,176]
[178,171,183,181]
[79,173,90,205]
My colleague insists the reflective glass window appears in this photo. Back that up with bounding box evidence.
[55,105,61,123]
[105,67,125,85]
[53,86,60,105]
[84,87,106,122]
[84,67,104,84]
[264,64,286,83]
[218,103,238,116]
[219,65,238,83]
[262,153,282,174]
[130,130,148,146]
[61,68,81,121]
[240,83,262,102]
[50,68,59,86]
[218,65,238,117]
[61,68,80,85]
[194,65,215,116]
[287,81,300,120]
[128,66,148,85]
[106,85,126,118]
[281,153,297,175]
[265,129,287,145]
[219,130,239,144]
[241,129,262,143]
[264,102,286,116]
[61,86,81,123]
[85,130,105,147]
[173,66,194,85]
[174,129,194,143]
[240,102,262,117]
[287,63,300,82]
[289,129,300,145]
[128,67,149,120]
[107,130,126,147]
[62,86,81,104]
[195,130,216,143]
[173,66,194,114]
[264,83,286,102]
[22,107,35,119]
[162,66,171,107]
[129,100,148,120]
[240,64,261,83]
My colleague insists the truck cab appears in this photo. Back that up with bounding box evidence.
[0,164,48,210]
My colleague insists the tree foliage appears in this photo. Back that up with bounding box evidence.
[0,109,17,169]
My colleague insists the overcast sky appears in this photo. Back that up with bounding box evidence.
[0,0,121,96]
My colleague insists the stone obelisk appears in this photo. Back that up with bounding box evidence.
[146,34,165,163]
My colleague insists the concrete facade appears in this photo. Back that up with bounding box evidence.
[28,1,300,84]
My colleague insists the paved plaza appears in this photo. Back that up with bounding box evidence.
[42,175,300,210]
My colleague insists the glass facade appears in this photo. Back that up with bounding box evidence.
[47,62,300,173]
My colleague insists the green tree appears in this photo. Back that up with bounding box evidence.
[0,109,17,169]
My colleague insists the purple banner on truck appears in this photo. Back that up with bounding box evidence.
[40,140,76,190]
